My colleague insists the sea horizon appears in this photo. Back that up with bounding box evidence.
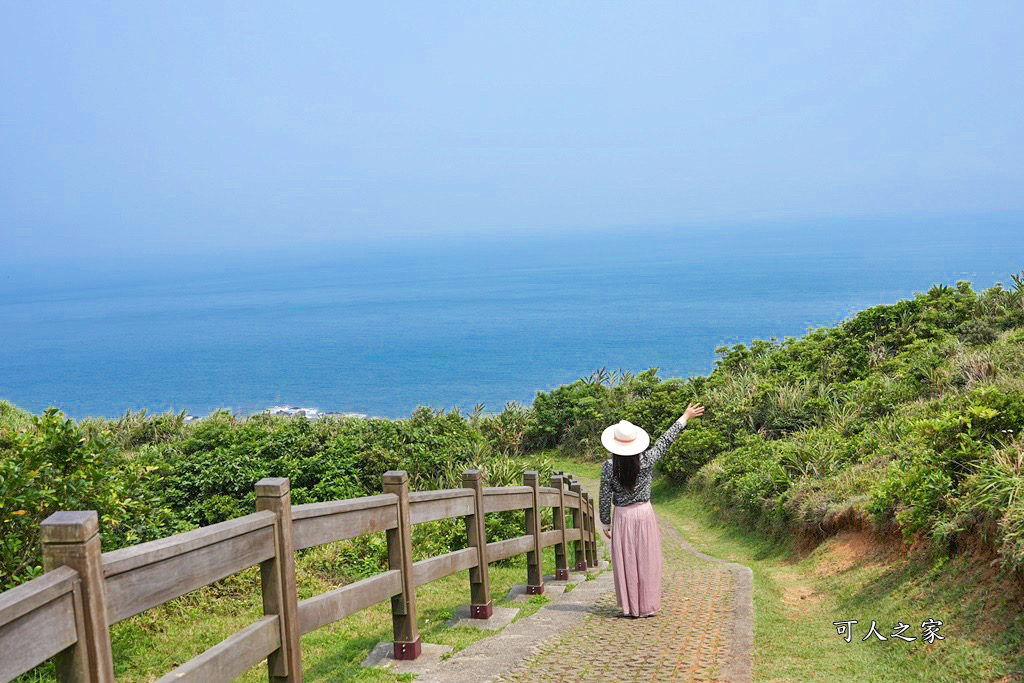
[2,217,1021,422]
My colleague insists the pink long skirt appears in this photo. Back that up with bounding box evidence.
[611,500,663,617]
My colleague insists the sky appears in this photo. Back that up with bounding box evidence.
[1,1,1023,267]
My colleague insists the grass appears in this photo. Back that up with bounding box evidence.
[651,480,1024,681]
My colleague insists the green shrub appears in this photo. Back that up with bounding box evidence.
[532,379,609,450]
[656,426,729,482]
[861,384,1020,542]
[530,367,696,458]
[84,408,188,450]
[867,443,955,538]
[841,374,917,423]
[0,401,31,434]
[161,408,486,528]
[955,318,1000,346]
[0,409,171,590]
[996,498,1024,576]
[621,376,697,437]
[954,443,1024,545]
[700,436,791,521]
[479,402,541,456]
[747,377,829,437]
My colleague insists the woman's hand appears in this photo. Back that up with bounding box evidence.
[682,402,705,421]
[603,527,612,539]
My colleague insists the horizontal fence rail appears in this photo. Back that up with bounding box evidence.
[0,566,85,682]
[0,469,598,682]
[103,511,278,626]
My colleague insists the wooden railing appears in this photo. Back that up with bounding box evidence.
[0,469,599,682]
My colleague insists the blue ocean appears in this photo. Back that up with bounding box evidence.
[1,218,1020,421]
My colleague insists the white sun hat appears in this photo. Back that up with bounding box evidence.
[601,419,650,456]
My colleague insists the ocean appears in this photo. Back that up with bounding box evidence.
[1,217,1020,421]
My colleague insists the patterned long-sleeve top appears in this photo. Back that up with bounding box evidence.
[599,417,687,526]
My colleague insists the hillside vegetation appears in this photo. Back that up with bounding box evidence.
[2,272,1024,599]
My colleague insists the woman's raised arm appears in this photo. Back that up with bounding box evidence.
[639,403,704,469]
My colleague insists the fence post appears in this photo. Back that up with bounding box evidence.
[41,511,114,683]
[585,492,598,568]
[568,480,587,571]
[383,470,420,660]
[581,489,592,567]
[580,491,589,567]
[462,469,492,618]
[550,474,569,581]
[256,478,302,682]
[523,471,544,594]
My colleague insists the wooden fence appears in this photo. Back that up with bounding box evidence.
[0,469,598,682]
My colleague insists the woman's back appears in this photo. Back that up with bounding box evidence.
[598,416,687,526]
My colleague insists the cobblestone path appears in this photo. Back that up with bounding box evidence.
[495,510,753,682]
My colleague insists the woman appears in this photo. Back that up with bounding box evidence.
[599,402,704,617]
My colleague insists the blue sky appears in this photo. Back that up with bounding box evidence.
[1,1,1022,266]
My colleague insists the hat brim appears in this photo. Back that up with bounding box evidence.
[601,423,650,456]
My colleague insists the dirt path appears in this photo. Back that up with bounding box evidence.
[423,472,754,682]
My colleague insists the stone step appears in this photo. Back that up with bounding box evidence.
[505,583,566,602]
[445,604,520,630]
[361,641,453,674]
[543,571,588,585]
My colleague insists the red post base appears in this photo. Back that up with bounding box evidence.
[393,637,422,661]
[470,601,493,619]
[526,584,544,595]
[555,568,570,580]
[575,561,588,571]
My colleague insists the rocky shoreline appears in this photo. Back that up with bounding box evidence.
[182,404,383,423]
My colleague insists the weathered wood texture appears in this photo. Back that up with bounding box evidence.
[409,490,475,525]
[291,495,398,549]
[483,486,533,496]
[550,474,569,580]
[101,512,274,577]
[539,529,563,548]
[383,471,420,658]
[256,478,302,682]
[102,513,277,625]
[153,615,281,683]
[0,567,83,682]
[412,548,478,588]
[297,570,403,635]
[462,469,492,618]
[569,480,587,570]
[0,566,78,632]
[524,472,544,592]
[537,490,561,508]
[482,488,534,513]
[585,493,598,567]
[486,535,535,563]
[41,510,113,683]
